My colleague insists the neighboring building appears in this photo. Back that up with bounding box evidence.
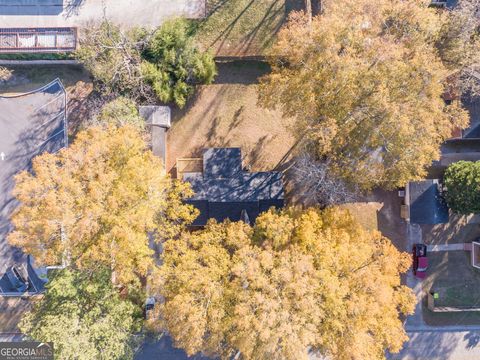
[404,180,449,225]
[182,148,284,227]
[430,0,457,8]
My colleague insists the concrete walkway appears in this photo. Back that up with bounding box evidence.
[390,329,480,360]
[0,0,205,28]
[428,243,466,252]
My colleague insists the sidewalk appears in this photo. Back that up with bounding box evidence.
[428,243,466,252]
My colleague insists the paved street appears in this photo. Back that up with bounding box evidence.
[390,329,480,360]
[0,79,66,276]
[0,0,205,28]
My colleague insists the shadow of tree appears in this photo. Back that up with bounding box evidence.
[63,0,86,18]
[200,0,305,57]
[421,214,480,246]
[465,331,480,349]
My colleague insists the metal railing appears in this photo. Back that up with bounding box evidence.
[0,27,77,53]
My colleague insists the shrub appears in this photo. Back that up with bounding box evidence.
[142,18,216,108]
[444,160,480,214]
[97,97,145,130]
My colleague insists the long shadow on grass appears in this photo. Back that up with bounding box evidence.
[202,0,305,56]
[171,60,270,124]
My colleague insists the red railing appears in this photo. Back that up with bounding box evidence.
[0,27,76,53]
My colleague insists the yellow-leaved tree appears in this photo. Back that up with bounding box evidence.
[8,125,197,287]
[153,207,415,360]
[259,0,469,190]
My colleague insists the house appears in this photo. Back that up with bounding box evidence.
[404,179,449,224]
[181,148,284,227]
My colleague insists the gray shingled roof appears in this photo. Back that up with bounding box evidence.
[409,180,449,225]
[185,148,284,226]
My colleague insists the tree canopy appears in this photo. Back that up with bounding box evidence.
[76,21,150,100]
[76,19,216,107]
[153,207,415,360]
[97,97,145,130]
[8,125,197,287]
[444,160,480,214]
[142,18,216,108]
[20,269,141,360]
[437,0,480,96]
[259,0,469,190]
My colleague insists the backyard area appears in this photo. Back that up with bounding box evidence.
[422,251,480,325]
[196,0,304,57]
[337,189,408,251]
[167,60,296,174]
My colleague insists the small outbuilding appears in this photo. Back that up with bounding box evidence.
[139,105,171,171]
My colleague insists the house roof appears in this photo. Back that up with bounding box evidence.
[409,180,449,224]
[203,147,242,179]
[184,171,284,202]
[185,148,284,226]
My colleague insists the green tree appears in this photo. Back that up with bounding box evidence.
[8,125,197,287]
[97,97,145,130]
[259,0,468,190]
[153,207,415,360]
[142,18,217,108]
[20,269,140,360]
[444,160,480,214]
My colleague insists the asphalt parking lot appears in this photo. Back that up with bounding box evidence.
[0,79,66,276]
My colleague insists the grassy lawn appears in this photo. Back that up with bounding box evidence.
[196,0,304,57]
[339,203,382,232]
[167,60,296,174]
[426,251,480,308]
[423,251,480,325]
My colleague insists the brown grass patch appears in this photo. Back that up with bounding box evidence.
[167,62,296,174]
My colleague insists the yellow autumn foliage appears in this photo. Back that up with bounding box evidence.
[155,207,415,360]
[8,125,197,287]
[259,0,469,189]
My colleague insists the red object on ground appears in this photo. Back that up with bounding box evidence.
[413,243,428,279]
